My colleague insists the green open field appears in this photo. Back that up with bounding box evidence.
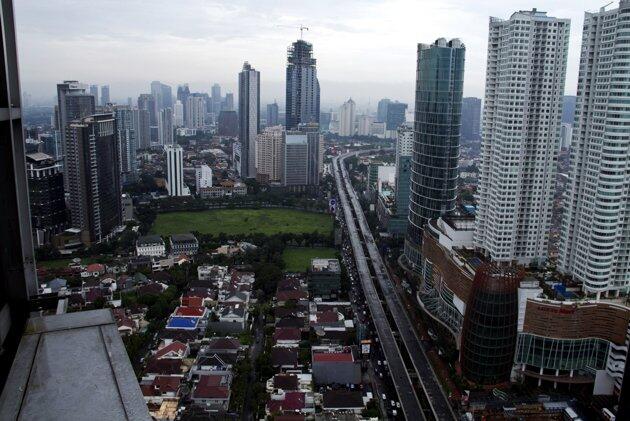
[151,208,333,237]
[283,247,338,272]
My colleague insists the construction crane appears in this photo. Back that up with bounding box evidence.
[275,24,310,39]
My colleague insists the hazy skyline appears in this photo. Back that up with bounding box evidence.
[16,0,600,108]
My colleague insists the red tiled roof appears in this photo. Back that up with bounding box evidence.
[174,306,206,317]
[145,358,184,375]
[155,341,187,359]
[86,263,105,273]
[182,296,203,307]
[273,328,301,342]
[313,352,354,363]
[314,311,338,324]
[267,391,306,413]
[141,375,181,396]
[276,290,308,302]
[271,347,298,367]
[193,375,230,399]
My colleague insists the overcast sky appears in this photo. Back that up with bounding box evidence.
[15,0,605,110]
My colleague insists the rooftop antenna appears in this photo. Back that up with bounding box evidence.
[300,25,309,39]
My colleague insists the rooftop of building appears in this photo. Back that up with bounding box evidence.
[170,233,197,243]
[310,258,341,273]
[0,310,150,420]
[137,235,164,246]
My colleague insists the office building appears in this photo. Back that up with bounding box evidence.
[195,164,213,191]
[286,39,320,128]
[256,126,284,183]
[357,115,374,136]
[282,125,322,187]
[385,101,407,131]
[151,81,172,114]
[238,61,260,178]
[388,123,413,235]
[376,98,391,123]
[114,106,137,183]
[165,144,189,196]
[224,92,234,111]
[170,233,198,256]
[158,107,174,145]
[404,38,465,269]
[66,113,122,244]
[186,94,206,129]
[89,84,98,105]
[56,81,95,176]
[218,110,238,137]
[132,107,150,150]
[174,100,184,127]
[319,111,331,131]
[283,133,308,186]
[138,93,158,143]
[461,97,481,141]
[338,98,356,137]
[100,85,110,106]
[474,9,570,265]
[267,101,279,126]
[26,153,67,245]
[559,1,630,297]
[211,83,221,113]
[177,84,190,122]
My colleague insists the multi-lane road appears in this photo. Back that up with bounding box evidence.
[334,152,456,421]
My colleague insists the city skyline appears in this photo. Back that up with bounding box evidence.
[16,0,594,106]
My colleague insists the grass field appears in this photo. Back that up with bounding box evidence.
[283,247,338,272]
[151,208,333,237]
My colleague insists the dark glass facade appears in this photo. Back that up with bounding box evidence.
[460,264,522,385]
[461,97,481,141]
[404,38,465,269]
[285,40,320,129]
[385,102,407,130]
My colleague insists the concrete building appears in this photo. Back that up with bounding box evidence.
[238,62,260,178]
[474,9,570,266]
[461,97,481,141]
[132,107,150,150]
[388,123,414,235]
[158,108,174,145]
[136,235,166,257]
[173,100,184,127]
[186,95,206,129]
[100,85,110,107]
[357,115,374,136]
[404,38,465,270]
[138,93,157,143]
[338,98,356,137]
[256,126,284,183]
[376,98,391,123]
[165,145,189,197]
[195,164,213,191]
[286,39,320,129]
[66,113,122,244]
[308,259,341,297]
[114,106,137,183]
[56,81,95,177]
[26,153,67,246]
[89,84,98,106]
[282,125,322,187]
[559,1,630,298]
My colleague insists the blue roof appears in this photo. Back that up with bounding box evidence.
[166,317,199,330]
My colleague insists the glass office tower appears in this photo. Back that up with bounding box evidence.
[404,38,465,269]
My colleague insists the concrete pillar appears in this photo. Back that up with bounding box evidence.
[538,367,544,387]
[554,369,559,389]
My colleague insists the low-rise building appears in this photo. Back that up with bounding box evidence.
[190,374,232,411]
[312,346,361,385]
[137,235,166,257]
[170,233,198,256]
[308,258,341,298]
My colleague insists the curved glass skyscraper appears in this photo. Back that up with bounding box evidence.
[404,38,465,269]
